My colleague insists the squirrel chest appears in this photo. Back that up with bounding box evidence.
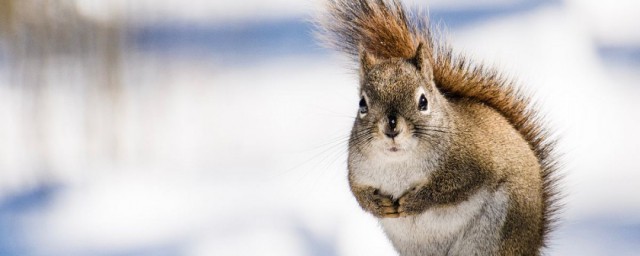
[349,152,431,199]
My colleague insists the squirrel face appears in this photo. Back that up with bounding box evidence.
[349,44,452,159]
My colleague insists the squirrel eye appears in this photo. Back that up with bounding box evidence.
[418,94,428,111]
[359,97,368,115]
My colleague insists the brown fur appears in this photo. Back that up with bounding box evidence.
[318,0,561,254]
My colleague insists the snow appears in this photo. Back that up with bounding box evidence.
[1,1,639,255]
[72,0,544,24]
[564,0,640,45]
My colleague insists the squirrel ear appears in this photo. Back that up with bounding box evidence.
[359,44,377,75]
[412,42,433,79]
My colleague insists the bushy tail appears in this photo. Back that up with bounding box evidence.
[317,0,426,60]
[317,0,561,248]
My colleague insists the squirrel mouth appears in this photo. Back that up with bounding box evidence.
[388,146,400,152]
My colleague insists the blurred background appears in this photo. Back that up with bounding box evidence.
[0,0,638,255]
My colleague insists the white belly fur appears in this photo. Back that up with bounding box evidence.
[381,187,509,255]
[351,152,509,255]
[351,152,430,199]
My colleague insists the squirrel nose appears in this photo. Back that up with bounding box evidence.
[388,115,397,130]
[385,115,399,138]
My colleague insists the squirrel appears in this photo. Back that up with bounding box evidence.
[317,0,561,255]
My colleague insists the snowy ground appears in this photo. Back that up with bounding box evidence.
[1,0,639,255]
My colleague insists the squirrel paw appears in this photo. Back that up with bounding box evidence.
[397,186,430,217]
[370,189,400,218]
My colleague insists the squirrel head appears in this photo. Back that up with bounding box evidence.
[350,42,452,159]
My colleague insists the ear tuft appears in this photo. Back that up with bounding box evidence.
[359,44,377,76]
[411,42,433,79]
